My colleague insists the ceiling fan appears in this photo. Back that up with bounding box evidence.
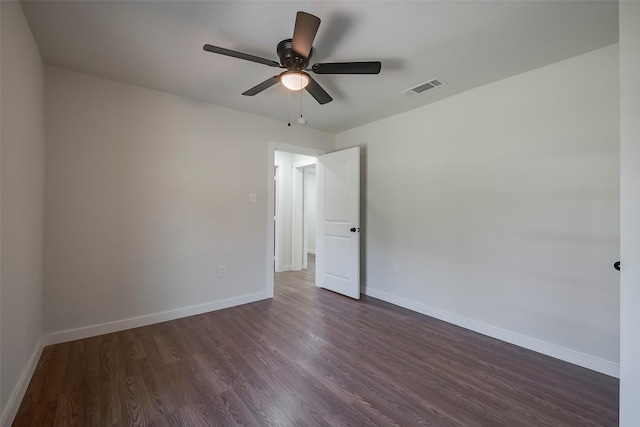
[203,11,382,105]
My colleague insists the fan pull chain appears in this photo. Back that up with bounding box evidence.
[287,89,291,127]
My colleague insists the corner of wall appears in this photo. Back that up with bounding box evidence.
[0,1,46,423]
[0,338,46,426]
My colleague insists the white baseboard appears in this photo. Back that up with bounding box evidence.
[44,291,270,346]
[1,336,45,427]
[276,265,292,273]
[364,287,620,378]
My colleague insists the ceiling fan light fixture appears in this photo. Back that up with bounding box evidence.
[280,71,309,91]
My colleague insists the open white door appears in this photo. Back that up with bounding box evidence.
[316,147,360,299]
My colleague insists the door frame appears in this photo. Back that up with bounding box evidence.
[302,165,316,270]
[273,165,282,272]
[266,141,326,297]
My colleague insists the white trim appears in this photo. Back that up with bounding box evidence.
[274,164,282,272]
[301,165,317,271]
[365,287,620,378]
[1,337,46,426]
[280,265,292,272]
[44,291,269,346]
[307,249,316,255]
[302,167,311,270]
[291,165,304,271]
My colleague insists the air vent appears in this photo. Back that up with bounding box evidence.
[402,78,446,97]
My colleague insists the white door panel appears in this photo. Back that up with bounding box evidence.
[324,162,350,220]
[317,147,360,299]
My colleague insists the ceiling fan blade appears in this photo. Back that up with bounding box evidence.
[242,76,280,96]
[292,11,321,58]
[312,61,382,74]
[305,76,332,105]
[203,44,281,68]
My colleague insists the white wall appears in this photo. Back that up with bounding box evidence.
[336,45,620,375]
[0,0,45,421]
[293,154,316,169]
[619,1,640,424]
[43,66,334,337]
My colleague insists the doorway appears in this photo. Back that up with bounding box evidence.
[266,142,326,297]
[274,151,316,273]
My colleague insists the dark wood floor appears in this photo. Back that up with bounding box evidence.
[14,255,618,426]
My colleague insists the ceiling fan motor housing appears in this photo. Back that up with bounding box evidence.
[277,39,311,70]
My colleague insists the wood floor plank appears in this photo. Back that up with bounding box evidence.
[12,255,618,426]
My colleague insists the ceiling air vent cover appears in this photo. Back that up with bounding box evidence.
[402,78,446,97]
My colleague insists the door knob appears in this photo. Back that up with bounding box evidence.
[350,227,359,232]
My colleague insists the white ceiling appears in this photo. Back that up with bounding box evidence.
[21,1,618,134]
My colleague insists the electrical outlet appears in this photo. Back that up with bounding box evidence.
[250,193,257,203]
[392,263,399,274]
[219,265,226,277]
